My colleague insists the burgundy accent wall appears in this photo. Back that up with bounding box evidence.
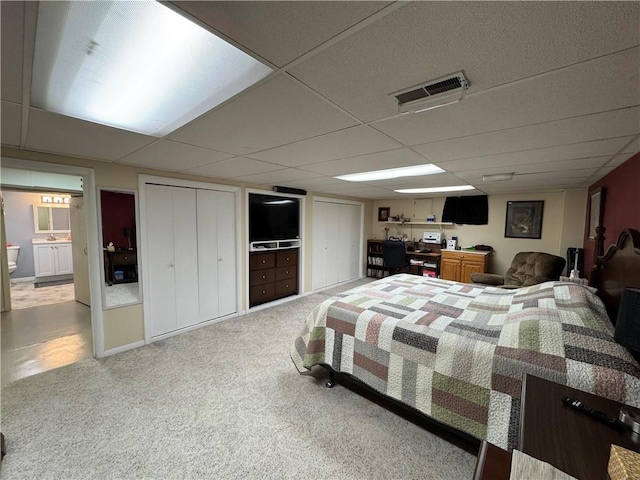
[583,153,640,276]
[101,191,136,249]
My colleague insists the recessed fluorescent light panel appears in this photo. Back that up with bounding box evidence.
[31,1,273,136]
[483,173,514,182]
[335,164,445,182]
[394,185,475,194]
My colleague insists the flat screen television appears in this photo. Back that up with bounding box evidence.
[249,193,300,242]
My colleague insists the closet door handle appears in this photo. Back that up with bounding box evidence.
[218,258,223,262]
[168,262,174,268]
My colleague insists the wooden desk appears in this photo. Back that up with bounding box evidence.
[520,374,639,480]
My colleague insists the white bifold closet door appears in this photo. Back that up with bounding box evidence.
[146,184,236,338]
[312,201,361,290]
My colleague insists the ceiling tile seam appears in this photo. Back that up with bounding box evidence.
[421,134,639,164]
[443,153,630,174]
[115,138,237,165]
[283,146,408,172]
[9,144,118,166]
[1,100,22,108]
[180,155,302,174]
[19,1,38,149]
[453,44,640,106]
[242,124,374,161]
[165,1,277,71]
[595,133,640,172]
[277,1,408,74]
[158,2,406,141]
[370,104,640,149]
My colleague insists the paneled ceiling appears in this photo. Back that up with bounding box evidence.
[1,1,638,198]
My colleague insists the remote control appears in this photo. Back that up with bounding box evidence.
[562,396,625,430]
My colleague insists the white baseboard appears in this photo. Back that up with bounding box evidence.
[102,340,145,357]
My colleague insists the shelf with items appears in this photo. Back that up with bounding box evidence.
[366,239,442,279]
[385,221,453,226]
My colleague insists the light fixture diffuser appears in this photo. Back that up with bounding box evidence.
[482,173,514,182]
[394,185,475,194]
[31,1,273,136]
[335,164,445,182]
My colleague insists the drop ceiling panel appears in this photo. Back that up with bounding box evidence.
[185,157,282,179]
[290,1,639,122]
[456,156,611,181]
[374,48,640,147]
[25,109,156,161]
[230,168,321,184]
[622,137,640,153]
[169,75,358,155]
[300,148,429,176]
[247,125,402,167]
[1,1,23,103]
[118,140,233,171]
[435,138,632,173]
[274,177,346,189]
[1,101,22,146]
[608,153,635,167]
[368,172,469,189]
[173,1,391,67]
[413,108,640,162]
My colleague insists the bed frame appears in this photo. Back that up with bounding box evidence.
[590,227,640,322]
[324,227,640,452]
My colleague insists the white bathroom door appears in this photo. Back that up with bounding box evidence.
[146,184,178,337]
[70,196,91,306]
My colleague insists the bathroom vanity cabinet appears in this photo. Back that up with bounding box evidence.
[33,241,73,277]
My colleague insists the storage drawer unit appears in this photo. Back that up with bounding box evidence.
[249,248,299,307]
[440,250,489,283]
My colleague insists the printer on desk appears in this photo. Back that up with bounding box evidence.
[423,231,442,244]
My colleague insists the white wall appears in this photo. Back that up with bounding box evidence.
[370,189,587,275]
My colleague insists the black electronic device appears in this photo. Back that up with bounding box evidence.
[561,396,625,430]
[272,186,307,196]
[249,193,300,242]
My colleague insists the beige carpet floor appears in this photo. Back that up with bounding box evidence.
[1,278,476,479]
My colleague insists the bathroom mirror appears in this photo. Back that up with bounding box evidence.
[33,204,71,233]
[99,189,140,309]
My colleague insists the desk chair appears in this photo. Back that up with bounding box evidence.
[382,240,412,276]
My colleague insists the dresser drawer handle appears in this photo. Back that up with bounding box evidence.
[262,259,266,264]
[286,257,290,261]
[285,270,289,274]
[262,290,266,294]
[262,275,266,279]
[459,255,464,258]
[285,284,289,288]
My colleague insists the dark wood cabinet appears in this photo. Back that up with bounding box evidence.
[106,250,137,285]
[249,248,298,307]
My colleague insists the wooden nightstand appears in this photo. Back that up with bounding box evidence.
[473,374,640,479]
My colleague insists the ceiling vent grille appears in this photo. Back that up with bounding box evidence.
[392,71,469,114]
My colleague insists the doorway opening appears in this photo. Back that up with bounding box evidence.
[1,164,97,384]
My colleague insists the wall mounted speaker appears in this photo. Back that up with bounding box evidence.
[273,186,307,196]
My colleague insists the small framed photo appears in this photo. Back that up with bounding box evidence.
[587,187,605,240]
[504,201,544,239]
[378,207,390,222]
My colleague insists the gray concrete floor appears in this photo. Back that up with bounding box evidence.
[1,301,93,384]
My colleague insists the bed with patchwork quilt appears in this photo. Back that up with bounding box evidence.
[291,274,640,450]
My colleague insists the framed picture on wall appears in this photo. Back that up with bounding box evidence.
[504,201,544,239]
[378,207,390,222]
[587,187,605,240]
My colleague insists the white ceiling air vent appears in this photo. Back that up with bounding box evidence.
[392,71,470,114]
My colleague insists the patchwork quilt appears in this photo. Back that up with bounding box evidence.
[291,274,640,450]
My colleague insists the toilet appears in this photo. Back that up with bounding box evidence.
[7,245,20,275]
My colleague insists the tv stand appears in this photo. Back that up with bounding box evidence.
[249,247,298,307]
[250,239,301,251]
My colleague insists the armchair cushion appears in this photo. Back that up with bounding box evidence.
[504,252,566,287]
[470,273,504,286]
[471,251,566,288]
